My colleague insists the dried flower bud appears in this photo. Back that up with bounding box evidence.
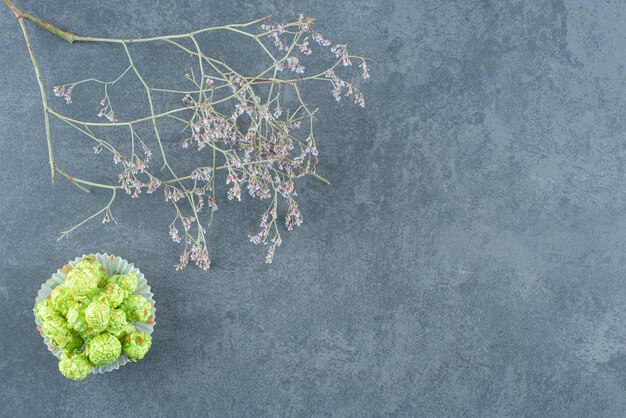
[191,167,212,182]
[285,200,303,230]
[182,94,194,107]
[299,38,312,56]
[169,225,181,243]
[287,57,305,74]
[53,84,74,104]
[360,59,370,79]
[176,250,189,270]
[312,31,331,47]
[181,216,196,231]
[298,14,311,32]
[265,235,282,263]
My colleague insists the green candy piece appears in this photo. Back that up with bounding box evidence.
[122,331,152,362]
[107,309,130,338]
[50,286,72,316]
[33,298,56,322]
[121,294,151,322]
[86,333,121,366]
[108,273,138,294]
[103,283,125,308]
[79,327,100,342]
[59,351,93,381]
[85,296,110,332]
[40,314,68,344]
[66,303,89,335]
[73,288,100,305]
[60,332,84,354]
[122,323,136,336]
[41,315,83,352]
[74,257,108,288]
[64,269,98,297]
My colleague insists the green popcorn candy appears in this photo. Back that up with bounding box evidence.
[103,283,125,308]
[58,351,93,381]
[109,273,138,294]
[73,288,100,304]
[64,269,98,297]
[122,323,136,336]
[74,257,108,288]
[50,285,72,316]
[66,303,89,335]
[121,294,151,323]
[79,327,100,342]
[59,332,84,354]
[85,296,110,332]
[67,304,102,342]
[106,309,130,338]
[86,333,121,366]
[122,331,152,362]
[41,315,83,351]
[33,298,56,322]
[40,314,68,344]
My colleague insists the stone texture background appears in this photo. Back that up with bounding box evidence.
[2,0,626,416]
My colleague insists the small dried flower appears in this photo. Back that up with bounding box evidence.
[331,44,352,66]
[226,173,241,201]
[169,225,181,243]
[360,59,370,79]
[285,199,303,230]
[182,94,194,107]
[288,121,301,130]
[181,216,196,231]
[190,243,210,270]
[355,92,366,108]
[312,31,331,47]
[265,234,282,263]
[299,38,312,56]
[97,96,117,122]
[176,250,189,270]
[260,104,273,121]
[163,185,184,203]
[273,60,285,71]
[297,14,311,32]
[146,177,161,194]
[273,103,282,118]
[142,143,152,161]
[228,75,242,92]
[53,84,74,104]
[287,57,305,74]
[191,167,212,182]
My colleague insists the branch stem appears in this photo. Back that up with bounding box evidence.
[14,16,55,182]
[4,0,78,43]
[3,0,268,45]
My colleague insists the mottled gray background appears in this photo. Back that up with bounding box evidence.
[1,0,626,416]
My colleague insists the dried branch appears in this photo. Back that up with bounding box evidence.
[4,1,373,269]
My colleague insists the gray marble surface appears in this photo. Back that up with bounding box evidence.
[2,0,626,416]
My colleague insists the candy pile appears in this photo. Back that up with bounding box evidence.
[34,257,152,380]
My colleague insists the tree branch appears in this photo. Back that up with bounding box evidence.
[3,0,79,43]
